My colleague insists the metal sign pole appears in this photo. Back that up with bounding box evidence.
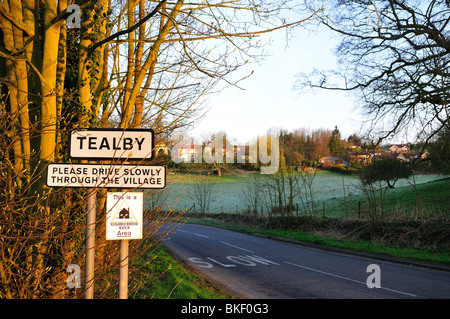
[106,190,144,299]
[118,186,129,300]
[85,186,97,299]
[118,239,129,299]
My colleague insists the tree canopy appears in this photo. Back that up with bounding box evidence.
[296,0,450,146]
[360,157,413,189]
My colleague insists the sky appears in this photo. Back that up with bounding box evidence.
[188,23,366,145]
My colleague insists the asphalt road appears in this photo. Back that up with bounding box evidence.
[160,223,450,299]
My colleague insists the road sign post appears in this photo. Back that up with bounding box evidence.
[46,128,166,299]
[119,239,129,299]
[106,191,143,299]
[85,185,96,299]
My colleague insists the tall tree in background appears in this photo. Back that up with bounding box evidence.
[427,124,450,173]
[296,0,449,147]
[328,125,346,156]
[304,129,331,163]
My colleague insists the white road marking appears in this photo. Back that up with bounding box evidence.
[284,261,417,297]
[219,241,255,253]
[189,255,280,268]
[177,229,210,238]
[193,232,210,238]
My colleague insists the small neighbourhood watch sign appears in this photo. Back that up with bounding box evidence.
[106,192,143,240]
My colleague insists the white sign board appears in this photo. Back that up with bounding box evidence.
[46,163,166,189]
[69,129,154,160]
[106,192,143,240]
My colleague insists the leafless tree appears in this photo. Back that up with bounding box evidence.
[296,0,450,147]
[187,175,216,215]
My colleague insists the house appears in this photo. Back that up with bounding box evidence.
[372,149,392,160]
[389,144,410,153]
[387,143,427,162]
[392,152,421,162]
[175,143,199,162]
[320,156,350,166]
[347,152,372,164]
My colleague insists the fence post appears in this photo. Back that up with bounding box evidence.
[358,201,361,218]
[323,202,325,218]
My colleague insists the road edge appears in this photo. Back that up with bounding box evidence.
[181,221,450,273]
[251,233,450,273]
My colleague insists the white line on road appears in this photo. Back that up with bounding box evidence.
[194,233,210,238]
[177,229,210,238]
[284,261,417,297]
[220,241,255,253]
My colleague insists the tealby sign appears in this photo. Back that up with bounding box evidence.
[106,192,143,240]
[51,128,161,299]
[46,163,166,189]
[69,128,154,160]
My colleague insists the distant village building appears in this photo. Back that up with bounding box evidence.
[387,143,428,162]
[320,156,350,166]
[347,152,371,165]
[324,144,426,167]
[175,143,198,162]
[389,144,410,153]
[372,149,392,160]
[169,141,247,164]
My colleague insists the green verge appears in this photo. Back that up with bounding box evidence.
[184,218,449,265]
[132,244,232,299]
[314,177,450,219]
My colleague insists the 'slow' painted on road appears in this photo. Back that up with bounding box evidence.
[188,255,280,268]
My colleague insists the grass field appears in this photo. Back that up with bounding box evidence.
[157,171,445,217]
[321,177,450,219]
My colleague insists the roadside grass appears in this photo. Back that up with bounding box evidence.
[185,218,449,265]
[132,244,232,299]
[316,177,450,219]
